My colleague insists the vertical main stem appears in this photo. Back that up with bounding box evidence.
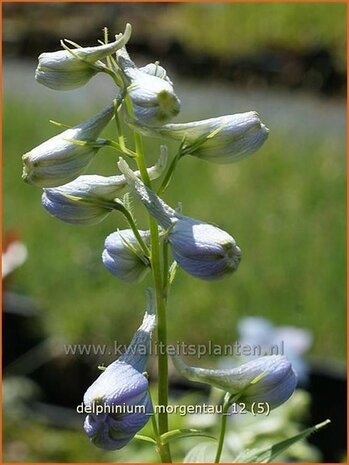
[134,131,172,463]
[150,219,171,461]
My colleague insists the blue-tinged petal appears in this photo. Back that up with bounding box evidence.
[172,354,297,411]
[22,105,114,188]
[102,229,150,282]
[83,290,156,450]
[35,24,131,90]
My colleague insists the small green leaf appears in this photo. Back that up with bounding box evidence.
[168,261,178,285]
[122,192,135,219]
[160,428,216,445]
[206,124,225,139]
[63,138,107,148]
[134,434,157,445]
[234,419,331,463]
[49,120,71,129]
[249,369,268,385]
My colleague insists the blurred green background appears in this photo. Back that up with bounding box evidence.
[3,2,346,462]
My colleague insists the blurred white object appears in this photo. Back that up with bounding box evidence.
[2,241,28,278]
[237,317,312,383]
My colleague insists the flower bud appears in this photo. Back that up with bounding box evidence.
[22,105,113,188]
[117,48,180,125]
[118,158,241,280]
[172,354,297,411]
[84,289,156,450]
[42,190,119,226]
[140,62,174,85]
[102,229,150,282]
[130,111,269,163]
[41,149,167,225]
[169,217,241,280]
[35,24,132,90]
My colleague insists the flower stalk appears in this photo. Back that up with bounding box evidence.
[214,393,240,463]
[133,130,172,463]
[125,91,172,461]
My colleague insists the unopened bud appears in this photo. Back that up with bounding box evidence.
[130,111,269,163]
[84,289,156,449]
[35,24,132,90]
[172,354,297,411]
[102,229,150,282]
[117,48,180,125]
[22,105,113,188]
[41,149,167,225]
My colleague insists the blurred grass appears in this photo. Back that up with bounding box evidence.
[3,3,346,68]
[159,3,346,67]
[3,69,346,362]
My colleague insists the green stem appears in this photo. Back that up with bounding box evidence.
[150,220,171,459]
[113,101,130,157]
[128,103,172,462]
[117,203,149,257]
[215,393,240,463]
[148,389,162,452]
[214,403,229,463]
[162,240,170,299]
[107,139,136,158]
[134,132,152,186]
[157,149,183,196]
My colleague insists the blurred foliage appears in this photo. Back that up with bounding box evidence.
[159,3,346,66]
[3,379,321,462]
[3,73,346,361]
[3,3,346,69]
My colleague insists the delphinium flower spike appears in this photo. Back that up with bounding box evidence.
[83,288,156,450]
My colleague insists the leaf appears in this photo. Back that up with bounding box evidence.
[183,441,231,463]
[134,434,157,445]
[49,120,71,129]
[122,192,137,224]
[160,428,216,445]
[168,261,178,285]
[234,419,331,463]
[183,441,217,463]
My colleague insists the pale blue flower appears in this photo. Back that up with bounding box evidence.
[22,105,114,188]
[35,24,131,90]
[117,48,180,125]
[172,354,297,411]
[83,289,156,450]
[130,111,269,163]
[238,317,312,383]
[41,149,167,225]
[168,217,241,280]
[103,229,150,282]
